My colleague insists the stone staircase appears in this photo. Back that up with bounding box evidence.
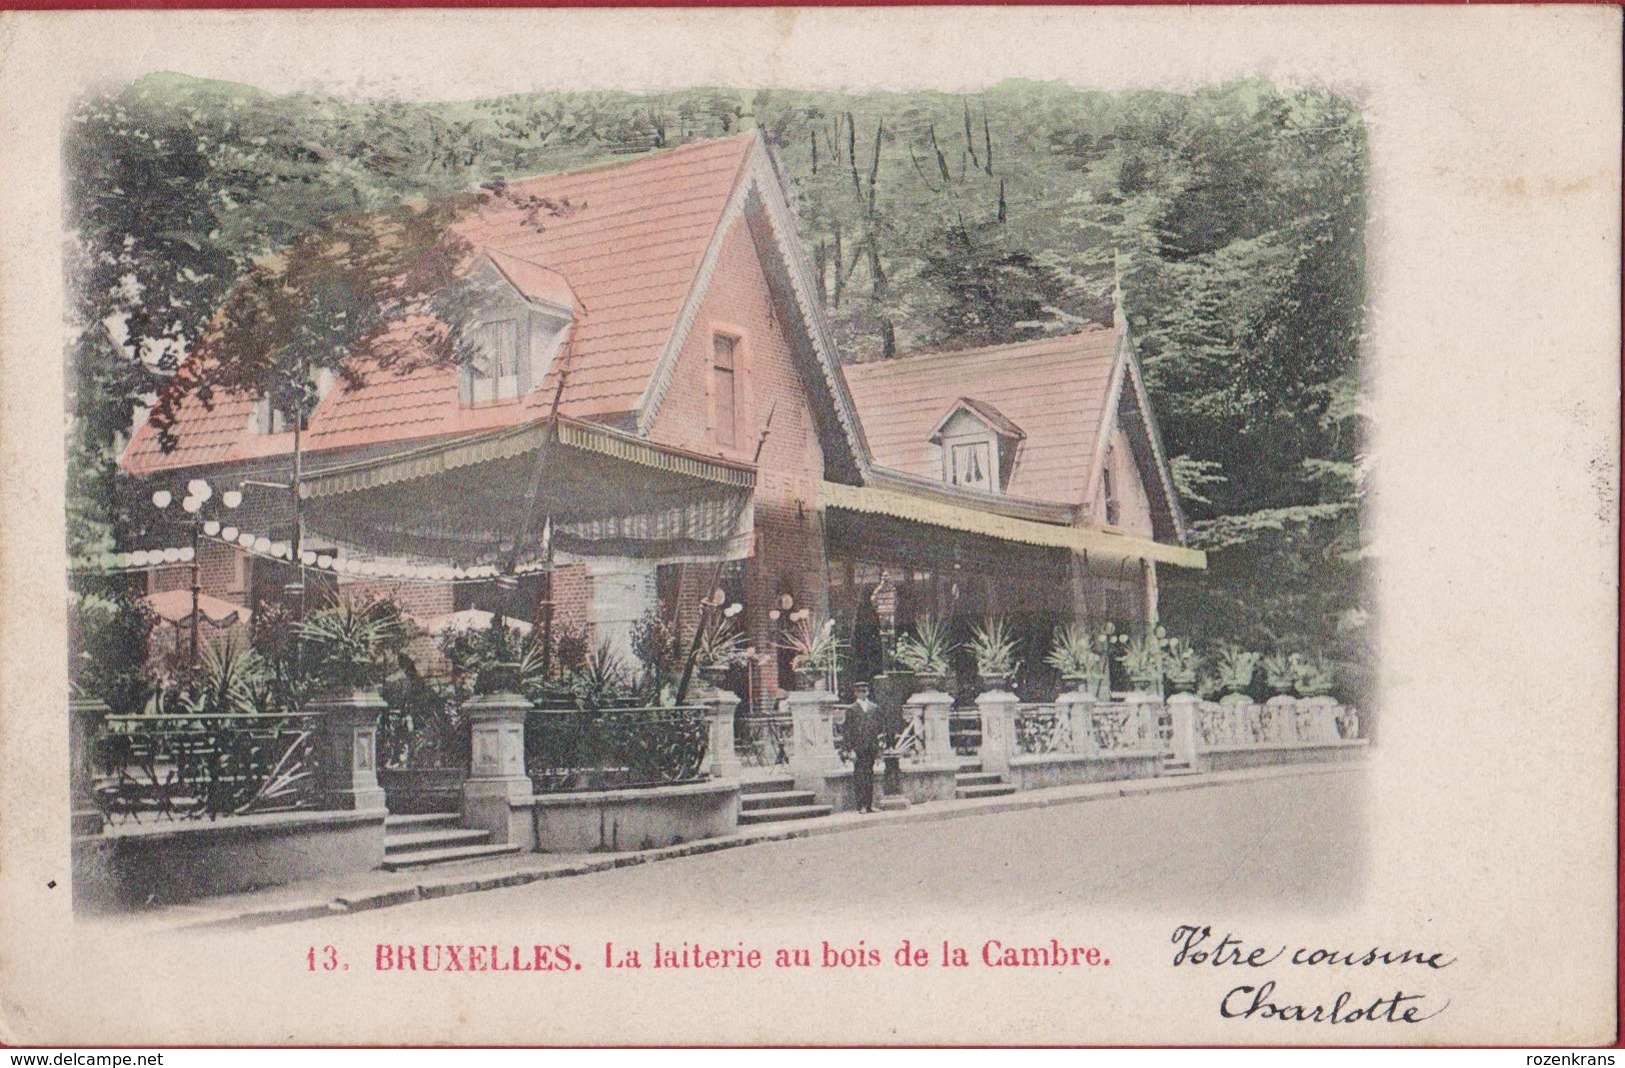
[955,761,1017,800]
[737,778,833,826]
[1162,754,1202,778]
[380,813,523,871]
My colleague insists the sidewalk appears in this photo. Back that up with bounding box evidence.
[105,759,1365,933]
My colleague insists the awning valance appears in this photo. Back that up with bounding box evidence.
[296,418,755,568]
[820,480,1206,570]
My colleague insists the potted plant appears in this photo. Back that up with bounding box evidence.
[1117,626,1169,697]
[1043,622,1109,695]
[968,617,1020,690]
[893,614,957,692]
[1163,637,1202,695]
[778,612,844,690]
[692,612,750,692]
[1293,654,1337,698]
[297,596,408,698]
[1262,651,1301,697]
[1211,645,1262,702]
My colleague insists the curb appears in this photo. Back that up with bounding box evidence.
[176,759,1366,931]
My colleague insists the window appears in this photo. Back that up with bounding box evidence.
[469,319,522,404]
[1102,447,1121,525]
[252,397,308,434]
[712,333,738,448]
[949,440,992,490]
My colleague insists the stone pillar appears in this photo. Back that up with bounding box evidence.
[309,690,388,812]
[701,688,743,780]
[1055,690,1099,756]
[787,688,841,792]
[585,557,657,665]
[1121,691,1164,752]
[1166,692,1201,766]
[905,687,955,765]
[69,694,108,836]
[461,688,534,845]
[975,686,1020,777]
[1299,695,1340,742]
[1265,694,1300,743]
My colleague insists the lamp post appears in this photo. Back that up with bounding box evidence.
[152,479,242,669]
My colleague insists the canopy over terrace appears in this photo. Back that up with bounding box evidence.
[297,416,755,570]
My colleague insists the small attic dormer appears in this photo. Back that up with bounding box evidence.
[457,250,576,406]
[929,397,1026,494]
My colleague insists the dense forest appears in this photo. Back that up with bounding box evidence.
[65,75,1371,697]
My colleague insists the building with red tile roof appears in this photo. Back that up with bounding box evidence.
[114,130,1200,705]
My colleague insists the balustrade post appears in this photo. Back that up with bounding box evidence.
[700,688,743,780]
[1299,695,1340,742]
[787,688,841,792]
[308,689,388,812]
[1166,692,1201,766]
[975,687,1020,776]
[461,676,534,844]
[69,693,108,836]
[1120,691,1163,752]
[905,687,955,764]
[1055,690,1099,756]
[1265,695,1300,743]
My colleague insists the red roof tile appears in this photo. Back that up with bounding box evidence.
[842,328,1122,507]
[122,134,757,475]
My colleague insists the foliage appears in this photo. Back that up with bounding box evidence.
[1292,654,1337,698]
[68,586,156,714]
[1163,637,1202,693]
[148,633,276,717]
[630,607,683,695]
[296,595,411,694]
[1117,626,1169,694]
[778,614,845,679]
[692,614,751,671]
[1209,645,1262,696]
[968,617,1020,679]
[892,614,957,678]
[1261,651,1300,695]
[1042,621,1110,682]
[379,656,465,769]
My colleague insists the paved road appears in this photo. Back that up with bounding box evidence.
[313,767,1364,928]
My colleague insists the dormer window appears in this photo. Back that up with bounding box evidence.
[470,318,522,404]
[252,369,334,434]
[457,252,574,409]
[930,397,1025,495]
[949,440,992,490]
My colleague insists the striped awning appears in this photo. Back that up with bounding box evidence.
[295,418,755,567]
[820,480,1206,570]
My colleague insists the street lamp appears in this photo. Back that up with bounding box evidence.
[152,478,241,670]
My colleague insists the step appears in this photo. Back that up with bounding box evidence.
[1162,767,1203,778]
[739,778,799,795]
[384,828,492,854]
[956,783,1018,800]
[379,842,523,871]
[958,761,984,774]
[384,813,461,833]
[955,772,1004,787]
[737,804,833,826]
[741,790,818,812]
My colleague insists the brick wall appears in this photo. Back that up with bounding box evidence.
[646,214,830,696]
[148,541,248,602]
[340,578,455,620]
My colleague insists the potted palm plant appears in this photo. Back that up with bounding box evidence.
[1212,645,1262,703]
[1117,626,1169,697]
[693,611,750,693]
[1262,651,1301,697]
[893,614,957,693]
[1163,637,1202,696]
[969,617,1019,691]
[1044,622,1109,696]
[778,612,844,691]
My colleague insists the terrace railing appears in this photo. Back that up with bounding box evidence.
[94,712,325,824]
[1196,696,1356,748]
[525,705,711,793]
[735,708,794,769]
[1013,703,1073,755]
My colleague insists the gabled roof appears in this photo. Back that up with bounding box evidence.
[929,396,1026,443]
[842,325,1188,543]
[125,133,856,476]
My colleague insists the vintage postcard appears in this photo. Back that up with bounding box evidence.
[0,5,1617,1047]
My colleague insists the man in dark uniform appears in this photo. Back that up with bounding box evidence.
[846,681,882,813]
